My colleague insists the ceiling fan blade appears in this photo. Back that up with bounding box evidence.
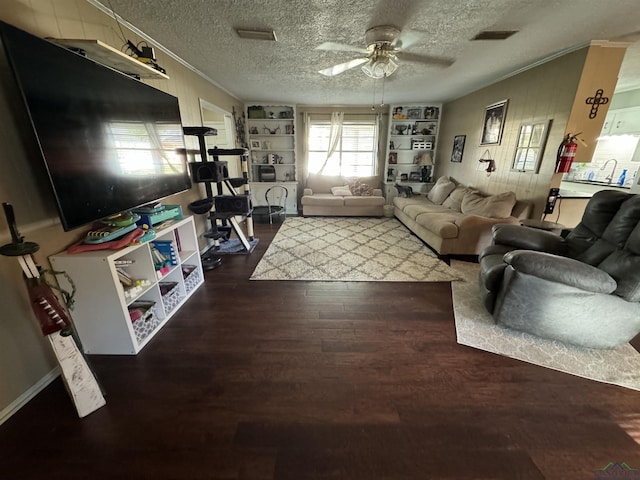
[397,51,455,68]
[316,42,369,54]
[318,57,369,76]
[392,28,423,50]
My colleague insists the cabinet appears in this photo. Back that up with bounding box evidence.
[384,104,441,201]
[49,217,203,355]
[601,107,640,134]
[246,103,298,214]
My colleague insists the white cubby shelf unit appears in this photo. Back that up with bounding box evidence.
[49,217,203,355]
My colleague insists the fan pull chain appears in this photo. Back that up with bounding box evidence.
[371,77,377,111]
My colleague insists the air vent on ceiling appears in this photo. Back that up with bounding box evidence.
[235,28,277,41]
[472,30,518,41]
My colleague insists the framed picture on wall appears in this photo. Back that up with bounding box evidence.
[481,99,508,145]
[451,135,466,162]
[407,108,422,119]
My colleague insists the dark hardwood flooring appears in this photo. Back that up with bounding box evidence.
[2,221,640,479]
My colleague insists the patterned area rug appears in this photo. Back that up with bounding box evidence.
[250,217,461,282]
[451,260,640,391]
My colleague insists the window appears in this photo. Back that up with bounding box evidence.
[511,120,551,173]
[307,119,378,176]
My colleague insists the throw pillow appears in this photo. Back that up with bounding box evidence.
[442,186,470,211]
[461,190,517,218]
[348,179,373,196]
[331,186,352,196]
[427,176,456,204]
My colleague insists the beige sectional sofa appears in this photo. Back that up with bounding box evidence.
[301,174,385,216]
[394,176,532,255]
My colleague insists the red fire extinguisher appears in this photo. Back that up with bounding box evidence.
[555,133,578,173]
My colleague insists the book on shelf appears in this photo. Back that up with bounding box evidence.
[151,240,178,265]
[116,267,134,287]
[114,258,135,266]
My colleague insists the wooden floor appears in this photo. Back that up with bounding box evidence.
[2,221,640,479]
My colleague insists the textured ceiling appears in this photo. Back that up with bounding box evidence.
[93,0,640,105]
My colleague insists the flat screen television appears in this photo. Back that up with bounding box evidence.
[0,21,191,231]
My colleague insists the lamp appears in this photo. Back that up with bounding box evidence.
[416,152,433,182]
[361,52,398,79]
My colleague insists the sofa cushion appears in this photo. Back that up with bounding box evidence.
[427,176,456,204]
[403,203,456,221]
[301,193,345,207]
[344,195,385,207]
[393,195,431,210]
[442,186,470,212]
[461,190,516,218]
[414,211,461,239]
[306,174,381,194]
[331,186,352,196]
[306,174,343,193]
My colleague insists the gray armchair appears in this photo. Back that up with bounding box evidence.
[478,190,640,349]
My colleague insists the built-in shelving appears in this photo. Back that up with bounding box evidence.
[384,104,442,201]
[245,103,298,214]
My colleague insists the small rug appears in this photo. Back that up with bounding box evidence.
[250,217,461,282]
[451,260,640,391]
[215,238,259,255]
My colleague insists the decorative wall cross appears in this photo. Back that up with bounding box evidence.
[585,89,609,119]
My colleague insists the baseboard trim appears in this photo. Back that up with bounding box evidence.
[0,367,60,426]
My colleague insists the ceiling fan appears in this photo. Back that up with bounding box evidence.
[317,25,454,79]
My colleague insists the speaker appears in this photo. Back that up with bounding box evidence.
[214,195,251,215]
[189,161,228,183]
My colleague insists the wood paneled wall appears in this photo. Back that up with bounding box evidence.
[436,49,588,219]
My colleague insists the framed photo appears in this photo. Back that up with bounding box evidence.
[481,100,508,145]
[250,140,261,149]
[407,108,422,119]
[451,135,466,162]
[409,171,421,181]
[424,106,439,120]
[388,152,398,164]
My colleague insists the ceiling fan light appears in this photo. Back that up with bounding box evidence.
[361,56,398,79]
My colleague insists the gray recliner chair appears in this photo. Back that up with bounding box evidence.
[478,190,640,349]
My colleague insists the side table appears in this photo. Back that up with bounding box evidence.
[520,218,565,235]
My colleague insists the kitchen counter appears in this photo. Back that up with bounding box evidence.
[559,180,631,198]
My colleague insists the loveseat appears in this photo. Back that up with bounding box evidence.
[301,174,385,217]
[394,176,532,255]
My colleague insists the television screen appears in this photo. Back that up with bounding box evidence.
[0,21,191,231]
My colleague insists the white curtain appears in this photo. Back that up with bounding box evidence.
[317,111,344,175]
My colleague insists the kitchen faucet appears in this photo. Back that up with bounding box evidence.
[601,158,618,184]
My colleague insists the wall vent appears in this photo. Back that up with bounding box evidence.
[235,28,277,41]
[472,30,518,41]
